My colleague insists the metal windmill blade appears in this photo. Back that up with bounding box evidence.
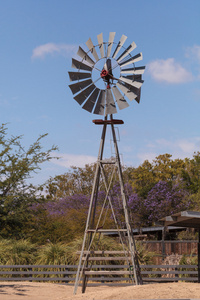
[118,53,143,68]
[116,82,138,101]
[97,33,104,58]
[68,71,91,82]
[71,58,93,72]
[93,90,106,115]
[82,88,100,112]
[106,32,116,57]
[86,37,99,62]
[121,66,146,75]
[112,85,129,110]
[119,75,144,89]
[68,32,145,115]
[77,46,95,66]
[112,34,127,59]
[69,79,93,95]
[116,41,136,63]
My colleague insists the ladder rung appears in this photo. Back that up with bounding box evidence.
[77,251,131,255]
[82,257,132,261]
[85,270,132,275]
[86,229,128,233]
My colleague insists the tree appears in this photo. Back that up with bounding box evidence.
[181,152,200,193]
[126,154,186,198]
[45,164,96,199]
[125,160,157,198]
[0,124,58,238]
[45,162,120,200]
[144,181,190,225]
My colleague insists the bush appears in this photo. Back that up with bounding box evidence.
[0,239,36,265]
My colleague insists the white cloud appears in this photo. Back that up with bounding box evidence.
[186,45,200,64]
[147,58,193,83]
[138,137,200,164]
[185,45,200,80]
[156,138,200,156]
[176,140,196,153]
[137,152,157,163]
[32,43,77,59]
[51,153,97,168]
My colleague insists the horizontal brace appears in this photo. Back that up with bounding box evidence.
[85,270,132,275]
[93,119,124,125]
[76,251,131,255]
[82,257,132,261]
[86,229,128,233]
[100,160,116,164]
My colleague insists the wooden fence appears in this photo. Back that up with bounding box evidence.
[142,240,198,255]
[141,240,198,263]
[0,264,198,283]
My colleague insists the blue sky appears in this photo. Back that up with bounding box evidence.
[0,0,200,185]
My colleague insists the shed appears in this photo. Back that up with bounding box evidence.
[159,210,200,282]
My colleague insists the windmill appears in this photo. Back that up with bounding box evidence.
[68,32,145,294]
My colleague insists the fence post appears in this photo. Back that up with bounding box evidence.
[174,266,178,282]
[162,227,166,261]
[198,229,200,283]
[64,266,69,284]
[28,267,32,282]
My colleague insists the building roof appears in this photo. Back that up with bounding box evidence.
[159,211,200,229]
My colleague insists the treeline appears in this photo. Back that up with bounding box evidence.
[1,124,200,245]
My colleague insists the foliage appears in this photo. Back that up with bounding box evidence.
[135,241,155,264]
[0,237,156,268]
[41,152,200,235]
[64,235,125,265]
[179,253,198,278]
[45,164,96,199]
[29,191,117,244]
[28,193,90,243]
[1,122,200,243]
[143,181,190,225]
[0,239,36,264]
[0,124,58,238]
[176,229,198,240]
[36,242,69,265]
[110,181,190,227]
[179,253,198,266]
[181,152,200,193]
[125,154,186,198]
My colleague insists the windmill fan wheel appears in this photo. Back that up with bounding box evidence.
[68,32,145,116]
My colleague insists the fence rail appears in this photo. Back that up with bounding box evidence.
[0,264,198,283]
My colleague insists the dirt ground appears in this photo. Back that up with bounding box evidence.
[0,282,200,300]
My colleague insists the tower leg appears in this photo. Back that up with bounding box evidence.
[73,120,108,295]
[110,119,143,285]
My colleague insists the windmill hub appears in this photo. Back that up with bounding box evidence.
[100,69,113,89]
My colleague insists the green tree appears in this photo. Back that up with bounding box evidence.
[181,152,200,193]
[126,154,186,198]
[153,154,185,184]
[45,162,119,200]
[45,164,96,199]
[125,160,156,198]
[0,124,58,238]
